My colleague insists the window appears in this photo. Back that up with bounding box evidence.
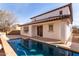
[49,24,53,31]
[59,10,63,15]
[23,26,29,33]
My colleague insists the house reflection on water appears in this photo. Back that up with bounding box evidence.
[22,39,72,56]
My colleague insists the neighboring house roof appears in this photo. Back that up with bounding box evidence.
[30,3,73,22]
[21,15,70,26]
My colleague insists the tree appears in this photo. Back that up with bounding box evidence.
[0,10,17,33]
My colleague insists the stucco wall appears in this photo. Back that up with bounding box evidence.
[60,19,72,43]
[43,21,61,40]
[21,20,63,40]
[32,6,70,21]
[60,22,66,41]
[31,25,37,36]
[65,20,72,43]
[21,25,32,37]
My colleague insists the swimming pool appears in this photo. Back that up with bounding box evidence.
[8,38,79,56]
[8,38,45,56]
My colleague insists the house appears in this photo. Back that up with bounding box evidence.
[20,3,73,45]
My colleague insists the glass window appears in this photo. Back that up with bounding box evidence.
[23,26,29,33]
[59,11,63,15]
[49,24,53,31]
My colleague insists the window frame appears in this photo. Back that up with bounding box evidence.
[23,26,29,33]
[48,24,53,32]
[59,10,63,15]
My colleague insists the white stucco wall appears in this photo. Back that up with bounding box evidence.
[65,21,72,44]
[20,25,32,37]
[32,6,70,21]
[21,20,63,40]
[20,26,28,36]
[60,22,66,41]
[65,23,72,40]
[31,25,37,36]
[43,21,61,40]
[60,19,72,43]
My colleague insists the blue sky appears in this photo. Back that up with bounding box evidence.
[0,3,79,26]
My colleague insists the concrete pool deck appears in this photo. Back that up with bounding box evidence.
[0,33,17,56]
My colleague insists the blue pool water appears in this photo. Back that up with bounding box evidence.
[8,38,44,56]
[72,53,79,56]
[8,38,79,56]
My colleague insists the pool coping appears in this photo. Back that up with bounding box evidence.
[0,33,17,56]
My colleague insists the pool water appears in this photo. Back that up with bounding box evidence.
[8,38,79,56]
[8,38,44,56]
